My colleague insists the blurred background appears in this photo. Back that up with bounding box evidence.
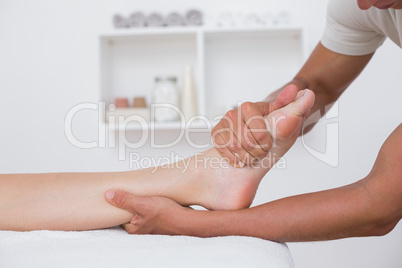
[0,0,401,267]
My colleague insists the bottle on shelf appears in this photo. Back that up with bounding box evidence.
[152,76,180,122]
[181,65,198,121]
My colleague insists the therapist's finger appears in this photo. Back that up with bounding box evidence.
[268,84,299,113]
[105,190,144,215]
[121,223,140,234]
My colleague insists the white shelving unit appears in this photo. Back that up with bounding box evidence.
[99,26,306,130]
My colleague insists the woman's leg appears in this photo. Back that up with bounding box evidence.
[0,90,314,231]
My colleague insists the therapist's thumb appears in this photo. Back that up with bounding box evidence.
[105,190,140,214]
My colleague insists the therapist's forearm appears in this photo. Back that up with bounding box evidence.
[180,181,390,242]
[266,43,374,133]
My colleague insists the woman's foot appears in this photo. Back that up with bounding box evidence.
[195,89,315,210]
[127,90,314,211]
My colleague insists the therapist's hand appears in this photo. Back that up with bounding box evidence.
[105,190,187,235]
[211,84,299,167]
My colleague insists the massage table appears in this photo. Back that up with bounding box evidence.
[0,227,294,267]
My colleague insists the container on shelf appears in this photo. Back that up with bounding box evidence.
[115,98,129,108]
[182,65,198,120]
[152,76,180,122]
[133,97,147,108]
[107,96,150,124]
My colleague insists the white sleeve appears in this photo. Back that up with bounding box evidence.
[321,0,386,56]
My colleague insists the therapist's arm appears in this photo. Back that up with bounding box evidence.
[212,42,375,166]
[106,124,402,242]
[265,42,374,115]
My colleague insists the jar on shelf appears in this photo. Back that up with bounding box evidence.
[152,76,180,122]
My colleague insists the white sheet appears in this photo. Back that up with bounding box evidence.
[0,227,293,267]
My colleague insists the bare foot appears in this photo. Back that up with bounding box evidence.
[129,90,314,211]
[197,89,315,210]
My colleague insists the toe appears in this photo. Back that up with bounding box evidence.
[288,89,315,117]
[265,90,315,141]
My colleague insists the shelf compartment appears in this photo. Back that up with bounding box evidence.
[204,29,304,119]
[100,32,199,107]
[99,26,305,129]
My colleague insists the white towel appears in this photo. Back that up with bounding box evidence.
[113,14,129,28]
[185,9,203,26]
[128,12,146,27]
[0,227,294,268]
[146,13,165,27]
[165,12,185,26]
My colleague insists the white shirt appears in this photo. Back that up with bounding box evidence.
[321,0,402,55]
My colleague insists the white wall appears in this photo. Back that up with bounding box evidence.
[0,0,401,267]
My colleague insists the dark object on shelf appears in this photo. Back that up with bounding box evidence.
[146,13,165,27]
[128,12,146,27]
[115,98,129,108]
[113,14,129,28]
[165,12,185,26]
[133,97,147,108]
[185,9,203,26]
